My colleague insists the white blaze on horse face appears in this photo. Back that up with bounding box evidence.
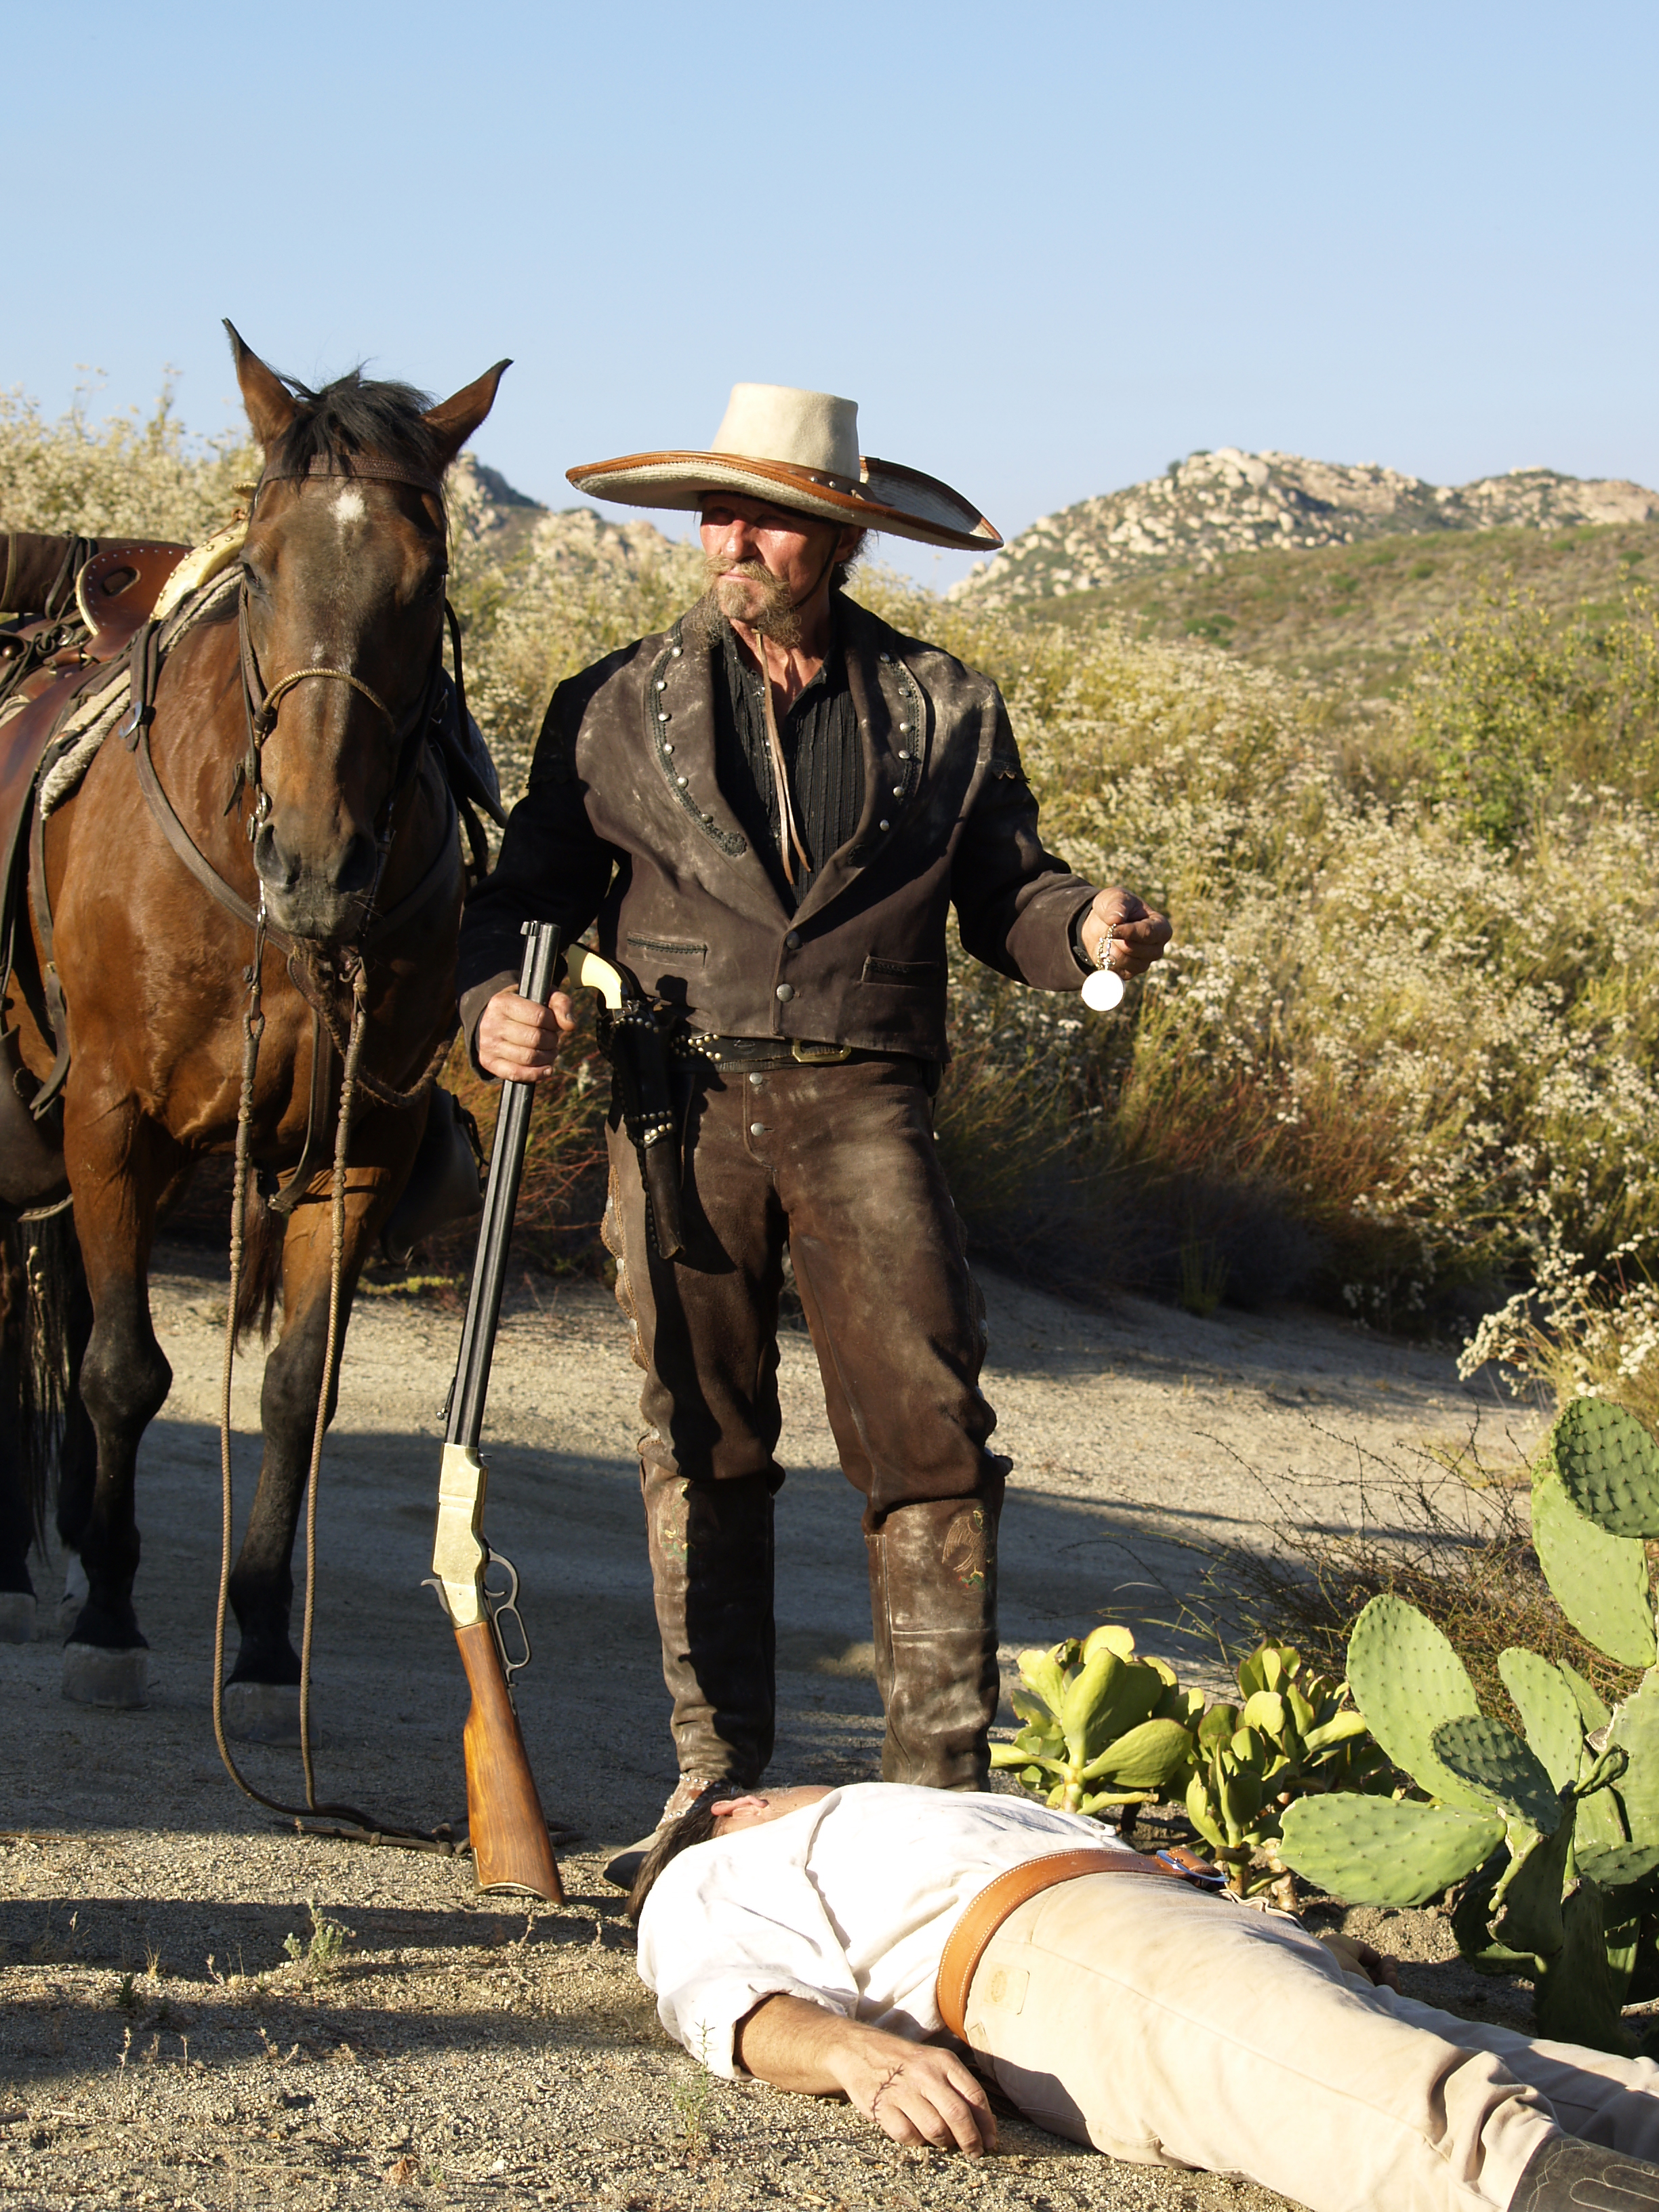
[333,484,369,532]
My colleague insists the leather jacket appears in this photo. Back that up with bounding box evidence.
[458,592,1095,1065]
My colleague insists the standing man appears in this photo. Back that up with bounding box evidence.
[457,384,1169,1866]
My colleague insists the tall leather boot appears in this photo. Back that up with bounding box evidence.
[641,1460,776,1789]
[1510,2133,1659,2210]
[866,1488,1002,1790]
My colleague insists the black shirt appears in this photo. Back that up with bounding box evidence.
[712,608,865,909]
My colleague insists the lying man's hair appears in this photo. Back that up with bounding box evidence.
[626,1793,733,1922]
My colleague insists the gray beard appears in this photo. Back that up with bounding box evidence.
[705,556,803,648]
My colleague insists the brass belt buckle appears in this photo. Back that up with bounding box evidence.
[791,1040,853,1065]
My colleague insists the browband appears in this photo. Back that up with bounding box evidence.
[256,455,447,498]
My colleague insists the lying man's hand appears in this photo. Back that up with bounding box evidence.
[734,1993,996,2155]
[475,985,577,1082]
[1318,1932,1401,1992]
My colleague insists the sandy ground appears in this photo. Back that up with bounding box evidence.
[1,1250,1553,2211]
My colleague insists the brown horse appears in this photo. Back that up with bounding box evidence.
[0,327,506,1716]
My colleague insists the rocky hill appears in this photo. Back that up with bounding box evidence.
[954,449,1659,607]
[449,453,677,575]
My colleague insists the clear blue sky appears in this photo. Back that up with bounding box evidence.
[9,0,1656,586]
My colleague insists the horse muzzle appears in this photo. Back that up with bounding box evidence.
[252,821,381,945]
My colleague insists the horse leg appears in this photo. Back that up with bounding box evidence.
[0,1229,37,1639]
[60,1120,180,1704]
[49,1238,97,1630]
[225,1126,417,1734]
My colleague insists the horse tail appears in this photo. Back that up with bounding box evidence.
[0,1212,80,1547]
[232,1185,285,1345]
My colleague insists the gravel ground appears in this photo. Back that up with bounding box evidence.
[1,1249,1550,2211]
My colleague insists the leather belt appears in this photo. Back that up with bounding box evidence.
[683,1034,871,1071]
[936,1847,1190,2042]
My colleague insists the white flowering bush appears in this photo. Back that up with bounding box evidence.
[0,384,253,541]
[13,393,1659,1368]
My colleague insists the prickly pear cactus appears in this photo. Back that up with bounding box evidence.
[1531,1475,1656,1670]
[1345,1595,1491,1814]
[1277,1794,1504,1909]
[1431,1714,1562,1834]
[1549,1398,1659,1540]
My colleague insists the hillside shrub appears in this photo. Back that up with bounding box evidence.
[14,387,1659,1365]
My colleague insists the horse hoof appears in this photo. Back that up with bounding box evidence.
[58,1557,90,1637]
[222,1682,303,1746]
[62,1644,148,1708]
[0,1593,37,1643]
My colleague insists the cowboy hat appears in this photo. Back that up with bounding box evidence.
[566,383,1001,554]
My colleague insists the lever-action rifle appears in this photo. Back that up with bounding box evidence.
[430,919,565,1901]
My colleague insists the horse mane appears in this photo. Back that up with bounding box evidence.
[266,367,442,485]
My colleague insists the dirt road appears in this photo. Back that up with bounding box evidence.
[1,1251,1542,2211]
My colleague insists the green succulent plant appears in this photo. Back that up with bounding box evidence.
[992,1630,1381,1898]
[1279,1398,1659,2053]
[989,1625,1201,1816]
[1182,1643,1384,1896]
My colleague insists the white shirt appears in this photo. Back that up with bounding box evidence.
[634,1784,1134,2077]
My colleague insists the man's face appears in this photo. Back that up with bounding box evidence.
[708,1784,834,1835]
[699,495,853,640]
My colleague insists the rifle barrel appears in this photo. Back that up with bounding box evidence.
[445,920,562,1450]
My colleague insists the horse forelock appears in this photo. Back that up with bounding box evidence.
[267,367,445,497]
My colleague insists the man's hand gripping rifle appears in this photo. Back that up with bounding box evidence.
[431,920,565,1902]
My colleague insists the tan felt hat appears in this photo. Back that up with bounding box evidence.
[566,382,1002,553]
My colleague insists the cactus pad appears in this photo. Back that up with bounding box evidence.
[1608,1675,1659,1849]
[1346,1594,1490,1813]
[1431,1714,1563,1832]
[1532,1476,1656,1669]
[1549,1397,1659,1540]
[1279,1793,1504,1907]
[1498,1650,1584,1792]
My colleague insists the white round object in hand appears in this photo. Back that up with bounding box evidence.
[1082,968,1126,1012]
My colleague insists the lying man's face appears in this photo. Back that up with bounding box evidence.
[708,1784,834,1835]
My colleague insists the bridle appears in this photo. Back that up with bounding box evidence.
[232,453,455,939]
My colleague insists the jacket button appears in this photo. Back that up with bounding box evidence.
[897,749,909,760]
[750,1122,768,1136]
[878,820,891,832]
[775,983,794,1002]
[676,775,689,786]
[659,712,671,723]
[785,930,802,949]
[897,720,909,733]
[892,784,903,796]
[672,646,683,657]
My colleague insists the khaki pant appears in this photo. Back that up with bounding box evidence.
[966,1873,1659,2212]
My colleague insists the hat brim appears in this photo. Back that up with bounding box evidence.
[564,450,1001,554]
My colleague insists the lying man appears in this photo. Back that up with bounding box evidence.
[630,1781,1659,2212]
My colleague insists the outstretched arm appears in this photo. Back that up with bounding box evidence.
[733,1993,996,2156]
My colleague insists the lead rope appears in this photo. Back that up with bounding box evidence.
[211,930,437,1843]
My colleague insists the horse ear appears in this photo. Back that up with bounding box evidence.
[224,320,298,449]
[424,361,512,471]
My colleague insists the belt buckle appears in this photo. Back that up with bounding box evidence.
[791,1040,853,1065]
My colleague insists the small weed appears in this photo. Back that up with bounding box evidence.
[669,2029,720,2160]
[113,1972,139,2015]
[144,1944,163,1982]
[283,1900,354,1981]
[1178,1238,1228,1319]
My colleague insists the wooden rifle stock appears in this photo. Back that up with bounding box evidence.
[453,1619,561,1898]
[432,918,564,1901]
